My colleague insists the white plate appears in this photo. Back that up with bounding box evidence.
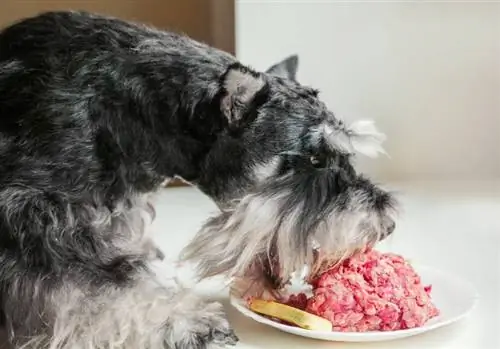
[230,266,478,342]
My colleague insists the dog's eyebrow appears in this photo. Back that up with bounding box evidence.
[320,120,387,158]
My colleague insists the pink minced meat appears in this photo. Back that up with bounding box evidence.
[285,249,439,332]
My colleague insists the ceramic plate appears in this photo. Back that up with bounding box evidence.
[230,266,478,342]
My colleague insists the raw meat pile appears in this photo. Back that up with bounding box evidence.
[283,249,440,332]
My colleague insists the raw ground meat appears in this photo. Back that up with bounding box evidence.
[284,249,440,332]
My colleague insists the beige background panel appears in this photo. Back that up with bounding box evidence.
[236,1,500,181]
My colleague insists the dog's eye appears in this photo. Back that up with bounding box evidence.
[310,155,326,168]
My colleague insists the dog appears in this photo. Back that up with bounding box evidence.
[0,11,396,349]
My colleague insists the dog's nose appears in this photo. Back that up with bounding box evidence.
[386,221,396,236]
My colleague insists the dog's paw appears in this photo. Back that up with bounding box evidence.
[166,300,238,349]
[207,322,239,348]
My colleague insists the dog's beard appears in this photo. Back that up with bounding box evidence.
[180,171,396,299]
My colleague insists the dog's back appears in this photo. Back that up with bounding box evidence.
[0,11,234,196]
[0,11,148,194]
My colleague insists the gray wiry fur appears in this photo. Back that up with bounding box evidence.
[181,178,397,297]
[3,192,236,349]
[181,55,398,296]
[0,11,243,349]
[18,277,236,349]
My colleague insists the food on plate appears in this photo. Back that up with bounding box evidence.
[247,248,440,332]
[248,299,332,331]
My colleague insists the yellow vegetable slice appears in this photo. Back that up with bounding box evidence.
[248,299,333,331]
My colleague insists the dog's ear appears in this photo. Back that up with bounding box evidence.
[220,63,266,128]
[266,54,299,81]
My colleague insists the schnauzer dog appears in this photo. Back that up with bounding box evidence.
[0,10,396,349]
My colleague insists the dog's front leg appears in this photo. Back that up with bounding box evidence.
[3,267,237,349]
[0,196,237,349]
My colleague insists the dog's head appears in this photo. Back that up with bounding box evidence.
[180,55,397,296]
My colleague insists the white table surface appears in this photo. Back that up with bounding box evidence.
[152,180,500,349]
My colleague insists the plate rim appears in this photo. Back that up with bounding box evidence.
[229,265,479,340]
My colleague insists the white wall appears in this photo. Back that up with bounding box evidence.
[236,1,500,181]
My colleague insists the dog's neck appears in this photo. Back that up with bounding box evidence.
[94,40,237,199]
